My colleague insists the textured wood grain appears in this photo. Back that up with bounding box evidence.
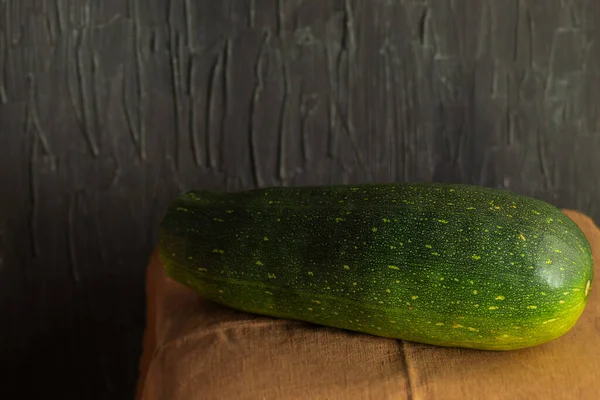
[1,0,599,398]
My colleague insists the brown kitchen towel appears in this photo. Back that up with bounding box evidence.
[136,210,599,400]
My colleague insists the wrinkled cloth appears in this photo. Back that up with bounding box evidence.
[136,210,600,400]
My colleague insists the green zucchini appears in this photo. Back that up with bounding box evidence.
[158,183,593,350]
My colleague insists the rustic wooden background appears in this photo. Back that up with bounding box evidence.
[1,0,599,398]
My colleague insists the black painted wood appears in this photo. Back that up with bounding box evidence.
[1,0,599,398]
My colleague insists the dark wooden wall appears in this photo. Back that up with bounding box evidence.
[1,1,599,398]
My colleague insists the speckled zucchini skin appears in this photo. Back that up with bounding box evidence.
[158,183,593,350]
